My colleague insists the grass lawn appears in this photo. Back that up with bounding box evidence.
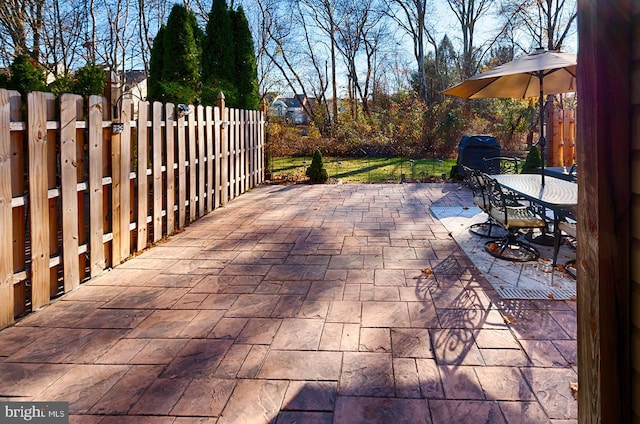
[268,157,458,184]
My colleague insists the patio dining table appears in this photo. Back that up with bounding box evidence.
[543,166,577,182]
[492,173,577,265]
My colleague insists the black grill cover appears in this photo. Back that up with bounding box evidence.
[456,135,500,176]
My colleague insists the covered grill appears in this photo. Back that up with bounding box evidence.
[455,135,500,176]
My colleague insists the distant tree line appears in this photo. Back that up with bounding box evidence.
[0,0,575,159]
[0,0,259,110]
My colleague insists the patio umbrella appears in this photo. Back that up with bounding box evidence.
[442,48,577,185]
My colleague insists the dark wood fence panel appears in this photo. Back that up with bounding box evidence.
[0,89,265,329]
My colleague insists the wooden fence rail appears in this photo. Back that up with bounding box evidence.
[0,89,265,329]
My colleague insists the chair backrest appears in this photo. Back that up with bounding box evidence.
[483,156,520,175]
[461,165,484,195]
[481,173,509,221]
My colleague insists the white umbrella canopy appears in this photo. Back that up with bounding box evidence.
[443,49,577,185]
[442,50,577,99]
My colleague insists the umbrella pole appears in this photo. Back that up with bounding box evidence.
[538,72,546,185]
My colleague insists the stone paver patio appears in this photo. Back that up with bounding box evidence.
[0,184,577,423]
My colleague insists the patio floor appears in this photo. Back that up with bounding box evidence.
[0,183,577,423]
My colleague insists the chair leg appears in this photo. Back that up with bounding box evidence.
[485,232,540,262]
[564,259,576,278]
[469,219,508,238]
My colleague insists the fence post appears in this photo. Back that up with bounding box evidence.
[218,92,228,206]
[0,90,13,326]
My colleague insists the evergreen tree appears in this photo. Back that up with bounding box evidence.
[306,149,329,183]
[231,6,259,110]
[202,0,237,106]
[148,25,166,102]
[72,63,106,99]
[521,145,542,174]
[8,54,47,94]
[149,5,202,105]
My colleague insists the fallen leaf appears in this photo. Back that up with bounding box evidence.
[503,315,517,324]
[570,382,578,400]
[422,268,433,275]
[548,293,555,300]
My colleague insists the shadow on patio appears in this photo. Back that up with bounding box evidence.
[0,183,577,423]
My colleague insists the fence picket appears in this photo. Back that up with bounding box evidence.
[229,108,236,201]
[188,107,197,222]
[166,103,176,234]
[177,111,187,228]
[60,94,82,291]
[153,102,163,242]
[220,101,228,206]
[240,109,246,193]
[111,106,122,266]
[137,101,149,251]
[249,110,257,188]
[119,98,133,259]
[205,106,214,212]
[88,95,105,277]
[27,92,52,308]
[214,106,221,209]
[197,105,205,217]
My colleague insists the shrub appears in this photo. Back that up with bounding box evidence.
[306,149,329,183]
[521,145,542,174]
[48,74,74,97]
[8,54,47,94]
[72,63,106,98]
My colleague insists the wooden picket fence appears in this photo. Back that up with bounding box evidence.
[0,89,265,329]
[550,108,576,167]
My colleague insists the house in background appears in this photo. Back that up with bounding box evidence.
[121,70,147,102]
[269,94,315,125]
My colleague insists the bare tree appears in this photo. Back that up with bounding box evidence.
[332,0,388,117]
[446,0,496,79]
[40,0,85,74]
[298,0,340,126]
[0,0,45,59]
[384,0,435,102]
[499,0,576,52]
[256,0,329,130]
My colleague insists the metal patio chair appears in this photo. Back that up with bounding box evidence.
[461,165,507,238]
[483,156,520,175]
[552,207,577,276]
[482,174,547,262]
